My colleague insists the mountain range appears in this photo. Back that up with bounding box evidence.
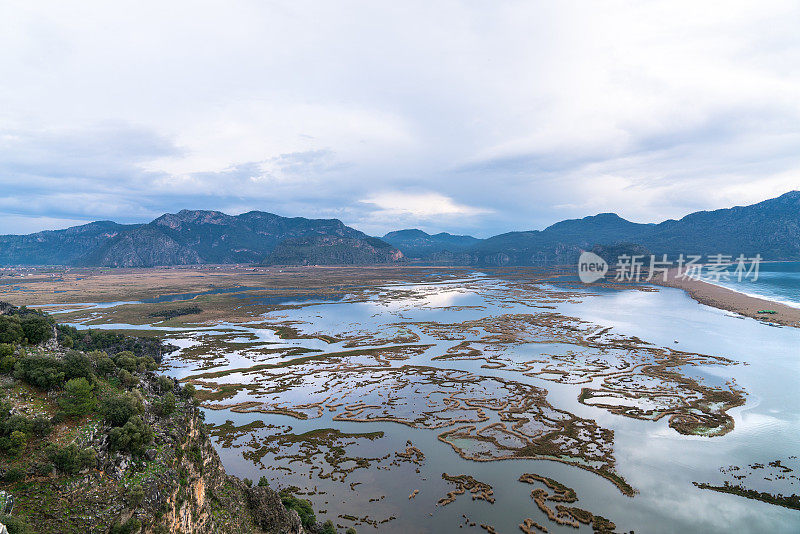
[0,210,403,267]
[465,190,800,265]
[1,191,798,267]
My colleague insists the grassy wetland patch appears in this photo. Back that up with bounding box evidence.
[694,457,800,511]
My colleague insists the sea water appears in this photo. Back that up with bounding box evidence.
[698,261,800,308]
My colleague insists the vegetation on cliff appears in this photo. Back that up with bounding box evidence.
[0,303,308,533]
[262,235,403,266]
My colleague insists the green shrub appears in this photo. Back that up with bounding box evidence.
[0,316,24,345]
[63,351,93,380]
[243,477,253,487]
[57,325,163,361]
[1,415,33,436]
[257,476,270,487]
[45,443,95,474]
[0,354,17,374]
[188,444,202,466]
[156,375,173,393]
[0,415,32,457]
[279,491,316,529]
[109,416,153,455]
[88,350,116,377]
[95,355,117,376]
[113,351,138,372]
[127,484,145,505]
[103,393,142,427]
[34,461,53,476]
[83,447,97,467]
[320,520,336,534]
[109,517,141,534]
[112,352,156,373]
[59,335,74,348]
[153,392,176,417]
[20,315,53,345]
[0,404,42,458]
[346,528,357,534]
[0,343,14,372]
[31,416,52,437]
[13,354,65,389]
[59,377,96,416]
[50,412,65,426]
[178,467,189,487]
[119,369,138,389]
[181,383,198,406]
[0,513,34,534]
[2,431,27,457]
[3,465,25,482]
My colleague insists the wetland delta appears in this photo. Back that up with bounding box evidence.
[2,265,798,533]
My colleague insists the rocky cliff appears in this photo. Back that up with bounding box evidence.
[0,303,305,533]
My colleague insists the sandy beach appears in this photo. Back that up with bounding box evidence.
[659,269,800,328]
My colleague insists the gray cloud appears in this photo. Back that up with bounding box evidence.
[1,1,799,237]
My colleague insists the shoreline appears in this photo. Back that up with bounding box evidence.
[658,269,800,328]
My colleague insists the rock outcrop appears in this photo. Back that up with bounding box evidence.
[0,304,306,533]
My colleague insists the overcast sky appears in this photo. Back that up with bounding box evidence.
[1,1,799,237]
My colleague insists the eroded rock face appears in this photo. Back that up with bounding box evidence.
[151,408,305,534]
[0,306,306,534]
[245,484,304,534]
[38,368,302,533]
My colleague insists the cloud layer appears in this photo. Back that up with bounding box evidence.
[1,0,798,236]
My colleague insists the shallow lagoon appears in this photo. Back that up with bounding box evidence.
[62,273,800,532]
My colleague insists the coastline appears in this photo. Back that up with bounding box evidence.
[658,269,800,328]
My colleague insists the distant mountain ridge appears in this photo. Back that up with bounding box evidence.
[266,234,403,266]
[0,221,141,265]
[382,229,480,258]
[0,209,404,267]
[1,191,798,266]
[466,191,800,265]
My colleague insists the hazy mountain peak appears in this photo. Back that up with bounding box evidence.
[383,229,430,239]
[154,209,233,228]
[778,190,800,199]
[382,228,479,258]
[543,212,640,233]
